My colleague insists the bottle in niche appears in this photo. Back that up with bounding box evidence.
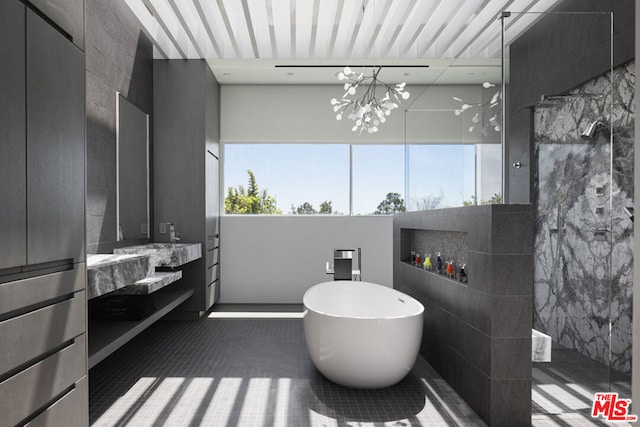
[459,264,468,283]
[423,254,432,270]
[435,252,443,274]
[415,253,421,267]
[446,261,455,278]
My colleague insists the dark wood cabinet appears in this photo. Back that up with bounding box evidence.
[0,5,85,270]
[0,1,87,424]
[206,150,220,304]
[0,0,27,270]
[154,60,221,316]
[26,9,85,265]
[28,0,85,50]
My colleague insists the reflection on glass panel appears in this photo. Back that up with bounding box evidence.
[476,144,502,204]
[405,144,476,210]
[352,145,405,215]
[224,144,349,215]
[404,84,503,211]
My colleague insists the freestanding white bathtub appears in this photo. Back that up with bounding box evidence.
[303,281,424,389]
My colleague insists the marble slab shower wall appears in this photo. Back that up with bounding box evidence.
[394,205,533,427]
[533,62,634,373]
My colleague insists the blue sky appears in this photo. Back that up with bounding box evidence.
[224,144,478,214]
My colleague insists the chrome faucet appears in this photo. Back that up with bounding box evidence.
[167,222,181,243]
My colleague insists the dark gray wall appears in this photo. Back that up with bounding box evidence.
[85,0,153,254]
[507,0,635,204]
[394,205,534,426]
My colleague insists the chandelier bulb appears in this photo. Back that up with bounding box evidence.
[331,67,410,135]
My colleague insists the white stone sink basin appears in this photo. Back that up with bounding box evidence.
[87,254,150,299]
[114,243,202,268]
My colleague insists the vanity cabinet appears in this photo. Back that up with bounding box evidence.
[0,0,87,424]
[154,60,221,316]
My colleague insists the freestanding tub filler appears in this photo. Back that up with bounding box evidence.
[303,281,424,388]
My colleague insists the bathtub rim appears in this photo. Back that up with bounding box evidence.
[303,280,424,321]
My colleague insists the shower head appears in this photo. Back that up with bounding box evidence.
[580,120,604,139]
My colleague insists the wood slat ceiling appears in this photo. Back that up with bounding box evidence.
[124,0,561,84]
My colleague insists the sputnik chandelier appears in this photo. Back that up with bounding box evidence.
[331,66,410,135]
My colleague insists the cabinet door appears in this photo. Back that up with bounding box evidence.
[26,10,85,265]
[27,0,84,50]
[206,151,219,252]
[0,0,27,270]
[205,151,219,306]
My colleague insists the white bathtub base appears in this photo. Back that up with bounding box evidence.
[303,281,424,389]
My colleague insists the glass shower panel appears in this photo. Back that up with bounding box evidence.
[503,10,632,417]
[404,83,503,210]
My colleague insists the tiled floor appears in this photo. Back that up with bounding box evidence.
[89,306,485,426]
[532,345,633,427]
[89,305,634,426]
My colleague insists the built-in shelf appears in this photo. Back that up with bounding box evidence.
[401,261,468,286]
[88,287,193,369]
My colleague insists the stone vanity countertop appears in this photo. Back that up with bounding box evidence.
[87,253,148,269]
[111,271,183,295]
[114,243,202,268]
[87,254,151,299]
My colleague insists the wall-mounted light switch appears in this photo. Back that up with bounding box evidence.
[159,222,167,234]
[595,186,605,196]
[595,207,604,215]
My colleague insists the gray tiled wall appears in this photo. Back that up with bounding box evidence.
[85,0,153,254]
[393,204,533,426]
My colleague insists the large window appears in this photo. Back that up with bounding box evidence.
[224,144,405,215]
[405,144,476,210]
[224,144,349,215]
[405,143,502,210]
[223,143,498,215]
[352,145,404,215]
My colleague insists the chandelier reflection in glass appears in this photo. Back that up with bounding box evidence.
[453,82,501,135]
[330,66,410,135]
